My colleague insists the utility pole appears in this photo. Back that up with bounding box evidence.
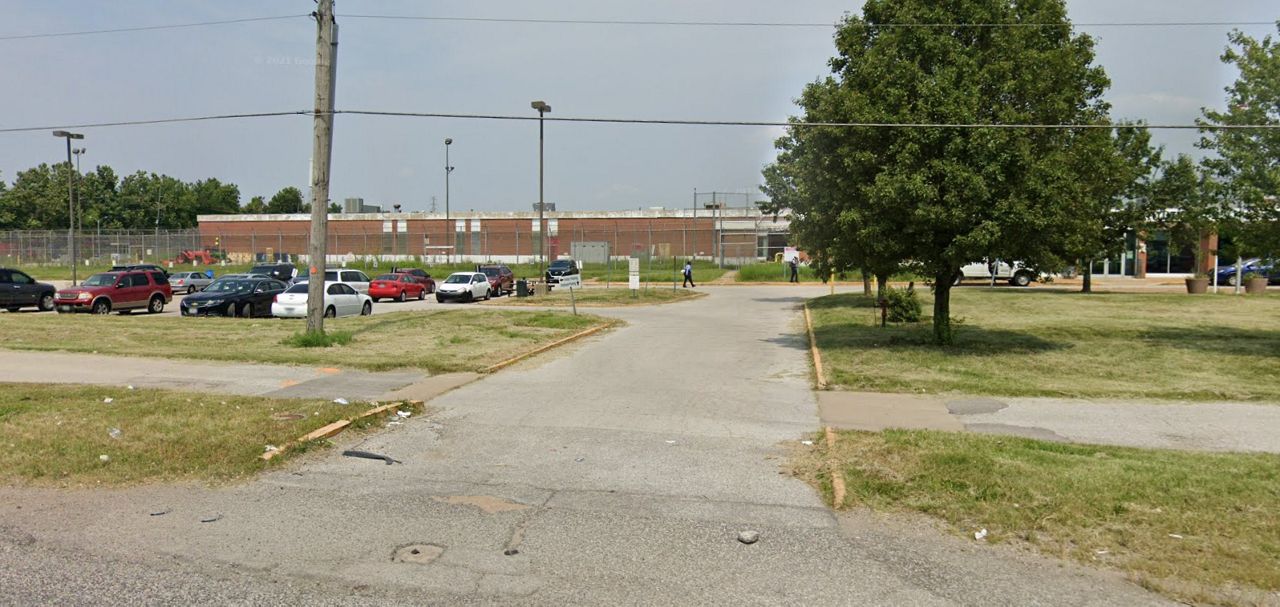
[306,0,338,334]
[52,130,83,284]
[445,137,453,261]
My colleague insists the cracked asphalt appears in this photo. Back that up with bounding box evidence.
[0,286,1170,605]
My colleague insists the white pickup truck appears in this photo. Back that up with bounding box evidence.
[955,260,1038,287]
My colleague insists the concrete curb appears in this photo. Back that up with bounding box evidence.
[802,303,827,389]
[824,426,846,508]
[481,322,615,374]
[261,399,424,461]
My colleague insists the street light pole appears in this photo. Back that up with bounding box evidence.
[531,100,551,277]
[73,148,85,236]
[445,138,453,261]
[52,130,84,285]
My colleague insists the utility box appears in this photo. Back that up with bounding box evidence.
[516,279,529,298]
[571,241,609,264]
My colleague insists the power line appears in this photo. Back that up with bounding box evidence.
[0,14,309,41]
[340,13,1276,29]
[1,109,1275,134]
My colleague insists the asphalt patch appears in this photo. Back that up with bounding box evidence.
[945,398,1008,416]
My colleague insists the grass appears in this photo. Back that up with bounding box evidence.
[735,263,925,283]
[808,288,1280,401]
[487,285,705,307]
[793,429,1280,606]
[0,383,386,486]
[0,309,611,373]
[281,330,354,348]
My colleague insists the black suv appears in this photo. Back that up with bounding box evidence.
[545,259,580,285]
[111,263,170,279]
[0,268,57,312]
[249,263,299,284]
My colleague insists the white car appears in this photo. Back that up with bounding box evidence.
[295,269,371,294]
[271,281,372,318]
[435,272,492,303]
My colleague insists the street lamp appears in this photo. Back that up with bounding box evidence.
[52,130,84,285]
[531,100,551,276]
[445,138,454,261]
[72,148,86,235]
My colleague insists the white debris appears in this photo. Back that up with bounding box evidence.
[264,445,279,453]
[974,528,988,541]
[98,454,110,462]
[801,440,814,446]
[108,428,122,440]
[126,385,135,390]
[665,440,676,445]
[333,398,350,405]
[1168,534,1184,540]
[102,397,114,404]
[396,410,411,418]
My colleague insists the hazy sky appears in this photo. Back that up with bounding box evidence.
[1,1,1275,213]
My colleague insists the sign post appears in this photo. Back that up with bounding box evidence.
[558,274,581,315]
[628,258,640,298]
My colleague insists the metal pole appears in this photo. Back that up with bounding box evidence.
[445,138,453,262]
[539,109,545,273]
[65,138,76,285]
[307,0,338,333]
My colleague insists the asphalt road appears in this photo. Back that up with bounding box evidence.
[0,286,1170,605]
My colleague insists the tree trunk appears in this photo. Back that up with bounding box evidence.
[932,271,954,345]
[861,270,871,296]
[875,272,889,301]
[1081,259,1092,293]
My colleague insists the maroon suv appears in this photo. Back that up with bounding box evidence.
[55,270,173,315]
[478,264,514,296]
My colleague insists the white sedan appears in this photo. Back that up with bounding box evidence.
[435,272,492,303]
[271,281,372,318]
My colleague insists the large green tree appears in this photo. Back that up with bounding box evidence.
[764,0,1113,344]
[1198,25,1280,260]
[1147,155,1217,275]
[266,186,305,214]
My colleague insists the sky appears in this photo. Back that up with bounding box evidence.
[0,1,1275,213]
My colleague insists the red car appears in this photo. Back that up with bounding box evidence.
[55,270,173,315]
[369,273,428,302]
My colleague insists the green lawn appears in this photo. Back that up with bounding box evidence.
[486,285,705,307]
[0,384,397,486]
[0,309,611,373]
[795,429,1280,606]
[808,289,1280,401]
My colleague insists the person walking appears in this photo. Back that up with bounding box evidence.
[788,258,799,283]
[682,260,696,288]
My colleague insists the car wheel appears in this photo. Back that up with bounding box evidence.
[324,306,336,318]
[398,290,406,302]
[1227,274,1238,286]
[92,299,111,315]
[464,292,473,303]
[241,303,254,318]
[5,307,19,313]
[370,297,379,303]
[187,286,195,294]
[361,302,372,316]
[1011,272,1032,287]
[148,295,165,313]
[417,288,425,300]
[38,293,55,311]
[436,296,444,303]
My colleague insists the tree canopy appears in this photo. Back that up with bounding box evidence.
[762,0,1117,344]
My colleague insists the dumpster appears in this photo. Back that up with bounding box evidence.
[516,279,529,298]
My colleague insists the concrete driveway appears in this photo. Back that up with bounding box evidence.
[0,286,1168,605]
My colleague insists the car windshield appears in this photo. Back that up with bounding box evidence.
[480,268,499,277]
[81,274,116,287]
[444,274,472,284]
[549,261,573,269]
[285,283,309,294]
[376,274,401,281]
[205,279,253,293]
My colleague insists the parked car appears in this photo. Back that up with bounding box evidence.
[214,273,271,281]
[478,264,515,296]
[272,281,372,318]
[180,277,288,317]
[295,269,372,294]
[249,263,300,284]
[0,267,57,312]
[168,271,214,294]
[545,259,580,286]
[391,267,436,293]
[111,263,170,279]
[436,272,492,303]
[55,270,172,314]
[954,260,1038,287]
[1213,258,1279,285]
[369,273,427,302]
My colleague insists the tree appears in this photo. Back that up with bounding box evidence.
[187,178,241,221]
[1198,25,1280,260]
[1,163,74,230]
[242,195,267,214]
[266,187,305,214]
[1148,155,1217,276]
[764,0,1112,344]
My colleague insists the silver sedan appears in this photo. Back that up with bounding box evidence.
[168,271,214,294]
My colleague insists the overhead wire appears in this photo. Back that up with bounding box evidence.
[339,14,1275,29]
[0,14,310,41]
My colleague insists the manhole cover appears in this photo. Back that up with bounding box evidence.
[271,412,306,421]
[393,543,445,564]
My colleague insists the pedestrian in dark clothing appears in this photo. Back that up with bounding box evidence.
[682,261,696,288]
[788,259,799,283]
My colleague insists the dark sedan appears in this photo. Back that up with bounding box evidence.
[180,278,287,317]
[0,268,57,312]
[1212,259,1279,286]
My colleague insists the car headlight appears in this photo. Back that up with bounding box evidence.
[202,299,223,306]
[77,292,91,300]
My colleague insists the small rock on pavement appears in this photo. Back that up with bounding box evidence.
[974,528,988,541]
[738,530,760,545]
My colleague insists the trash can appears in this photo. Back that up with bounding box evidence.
[516,279,529,298]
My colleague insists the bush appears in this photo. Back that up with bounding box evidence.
[281,330,354,348]
[885,285,922,323]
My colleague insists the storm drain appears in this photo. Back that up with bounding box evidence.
[393,543,445,564]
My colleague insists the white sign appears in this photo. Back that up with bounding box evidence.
[558,274,581,289]
[783,247,800,263]
[628,258,640,290]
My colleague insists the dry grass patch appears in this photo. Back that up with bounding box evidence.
[0,309,612,373]
[487,286,704,307]
[0,383,397,486]
[808,289,1280,401]
[793,429,1280,606]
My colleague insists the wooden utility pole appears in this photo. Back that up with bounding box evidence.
[306,0,338,334]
